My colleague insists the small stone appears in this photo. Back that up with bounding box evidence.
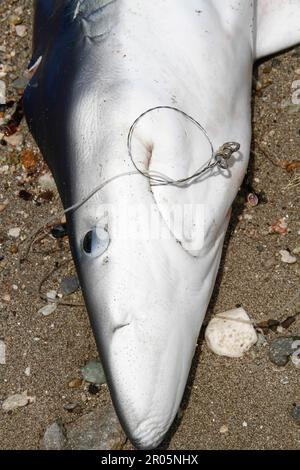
[280,377,289,385]
[291,405,300,425]
[51,224,68,239]
[5,132,24,147]
[242,421,248,427]
[12,76,28,90]
[20,149,39,173]
[8,14,22,25]
[88,383,101,395]
[279,250,297,264]
[0,79,6,105]
[269,336,300,366]
[256,332,267,347]
[281,315,297,330]
[2,391,36,412]
[0,339,6,365]
[25,366,31,377]
[219,425,229,434]
[293,246,300,255]
[38,304,57,316]
[46,290,57,302]
[263,64,272,74]
[270,218,288,235]
[38,173,57,191]
[63,403,79,412]
[0,203,7,213]
[60,276,79,296]
[65,406,126,450]
[68,378,82,389]
[81,359,106,384]
[205,307,257,358]
[8,227,20,238]
[291,342,300,369]
[40,422,66,450]
[15,25,27,37]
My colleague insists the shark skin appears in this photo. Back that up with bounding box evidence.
[24,0,300,449]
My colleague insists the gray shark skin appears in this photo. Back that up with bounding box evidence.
[24,0,300,450]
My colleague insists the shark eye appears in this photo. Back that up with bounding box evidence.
[82,227,109,257]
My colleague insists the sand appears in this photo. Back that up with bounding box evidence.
[0,0,299,450]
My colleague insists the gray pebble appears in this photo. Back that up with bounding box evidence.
[63,403,79,412]
[81,359,106,384]
[269,336,300,366]
[60,275,79,296]
[12,76,28,90]
[65,406,126,450]
[40,422,66,450]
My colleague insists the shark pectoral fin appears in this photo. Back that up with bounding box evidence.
[255,0,300,59]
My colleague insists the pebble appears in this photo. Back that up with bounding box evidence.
[40,422,66,450]
[291,405,300,425]
[51,224,68,239]
[81,359,106,384]
[5,132,24,147]
[292,246,300,255]
[256,332,267,347]
[68,378,83,389]
[15,25,27,37]
[12,76,28,90]
[2,391,36,412]
[65,406,126,450]
[291,342,300,369]
[270,218,288,235]
[205,307,257,358]
[88,383,101,395]
[0,202,8,213]
[8,227,20,238]
[0,339,6,365]
[0,79,6,104]
[63,403,79,412]
[269,336,300,366]
[280,377,289,385]
[46,290,57,302]
[279,250,297,264]
[219,425,229,434]
[38,304,57,317]
[8,14,22,25]
[38,173,57,191]
[60,275,79,296]
[25,366,31,377]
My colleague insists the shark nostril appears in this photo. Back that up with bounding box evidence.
[112,323,130,333]
[82,227,110,258]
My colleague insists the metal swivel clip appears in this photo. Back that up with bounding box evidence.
[214,142,240,169]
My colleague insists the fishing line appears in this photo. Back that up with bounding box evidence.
[64,106,241,214]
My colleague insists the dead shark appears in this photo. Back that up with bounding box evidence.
[24,0,300,449]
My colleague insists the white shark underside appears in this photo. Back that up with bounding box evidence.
[24,0,300,449]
